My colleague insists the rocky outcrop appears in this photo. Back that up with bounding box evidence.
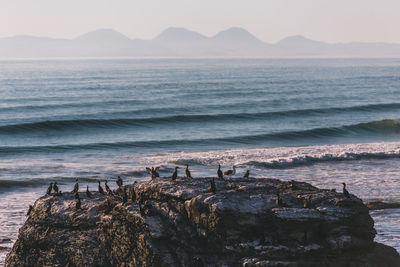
[5,178,400,267]
[366,201,400,210]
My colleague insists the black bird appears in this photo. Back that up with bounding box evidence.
[26,205,33,216]
[105,180,113,195]
[53,182,59,193]
[243,170,250,178]
[131,188,136,202]
[46,182,53,195]
[122,187,128,203]
[342,182,350,198]
[86,185,92,199]
[276,192,284,207]
[209,178,216,194]
[217,164,223,179]
[172,167,179,180]
[185,164,192,179]
[72,178,79,194]
[303,195,312,208]
[116,176,123,187]
[75,195,82,210]
[224,166,236,177]
[98,181,105,194]
[146,167,160,180]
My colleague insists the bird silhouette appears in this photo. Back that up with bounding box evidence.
[98,181,105,194]
[217,164,223,179]
[86,185,92,199]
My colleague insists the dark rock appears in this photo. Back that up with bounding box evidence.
[366,201,400,210]
[5,178,400,267]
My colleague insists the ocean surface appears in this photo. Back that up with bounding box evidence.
[1,58,400,264]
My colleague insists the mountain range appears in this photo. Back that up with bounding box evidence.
[1,27,400,58]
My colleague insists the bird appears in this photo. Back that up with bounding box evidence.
[131,188,136,202]
[209,178,216,194]
[72,178,79,194]
[303,195,312,208]
[217,164,223,179]
[146,167,160,180]
[224,166,236,177]
[105,180,113,195]
[98,181,105,194]
[185,164,192,179]
[116,176,123,187]
[276,192,284,207]
[26,205,33,216]
[86,185,92,199]
[172,167,179,180]
[243,170,250,178]
[46,182,53,195]
[75,195,82,210]
[122,187,128,203]
[342,182,350,198]
[53,182,59,193]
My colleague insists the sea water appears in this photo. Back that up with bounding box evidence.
[1,58,400,264]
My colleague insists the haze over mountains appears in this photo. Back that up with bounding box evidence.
[1,27,400,58]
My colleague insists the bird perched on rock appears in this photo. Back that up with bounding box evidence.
[72,178,79,194]
[122,187,128,203]
[146,167,160,180]
[131,188,136,202]
[303,195,312,208]
[224,166,236,177]
[276,192,284,207]
[105,180,113,195]
[53,182,59,194]
[116,176,123,187]
[86,185,92,199]
[98,181,105,194]
[209,178,216,193]
[46,182,53,195]
[172,166,179,180]
[243,170,250,178]
[75,194,82,210]
[26,205,33,216]
[342,182,350,198]
[185,164,192,179]
[217,164,223,179]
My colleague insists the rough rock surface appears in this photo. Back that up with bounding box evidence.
[5,177,400,267]
[366,201,400,210]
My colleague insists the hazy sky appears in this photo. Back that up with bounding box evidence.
[1,0,399,43]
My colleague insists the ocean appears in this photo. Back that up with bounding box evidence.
[1,58,400,264]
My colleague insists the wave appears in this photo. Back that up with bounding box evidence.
[1,103,400,134]
[143,141,400,170]
[0,119,399,155]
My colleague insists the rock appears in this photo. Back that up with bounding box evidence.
[5,178,400,267]
[366,201,400,210]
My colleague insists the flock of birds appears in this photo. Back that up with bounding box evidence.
[26,164,351,215]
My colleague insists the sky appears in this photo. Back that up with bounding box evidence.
[0,0,399,43]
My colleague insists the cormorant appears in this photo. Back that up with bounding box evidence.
[172,167,179,180]
[209,178,216,194]
[75,195,81,210]
[131,188,136,202]
[98,181,105,194]
[276,192,284,207]
[217,164,223,179]
[26,205,33,216]
[116,176,123,187]
[185,164,192,179]
[224,166,236,177]
[122,187,127,203]
[105,180,113,195]
[303,195,312,208]
[46,182,53,195]
[72,178,79,194]
[342,183,350,198]
[86,185,92,199]
[146,167,160,180]
[53,182,59,193]
[243,170,250,178]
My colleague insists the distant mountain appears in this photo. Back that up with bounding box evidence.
[154,27,207,43]
[75,29,131,43]
[1,27,400,58]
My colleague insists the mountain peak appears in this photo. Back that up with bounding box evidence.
[75,29,130,42]
[154,27,207,42]
[212,27,263,43]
